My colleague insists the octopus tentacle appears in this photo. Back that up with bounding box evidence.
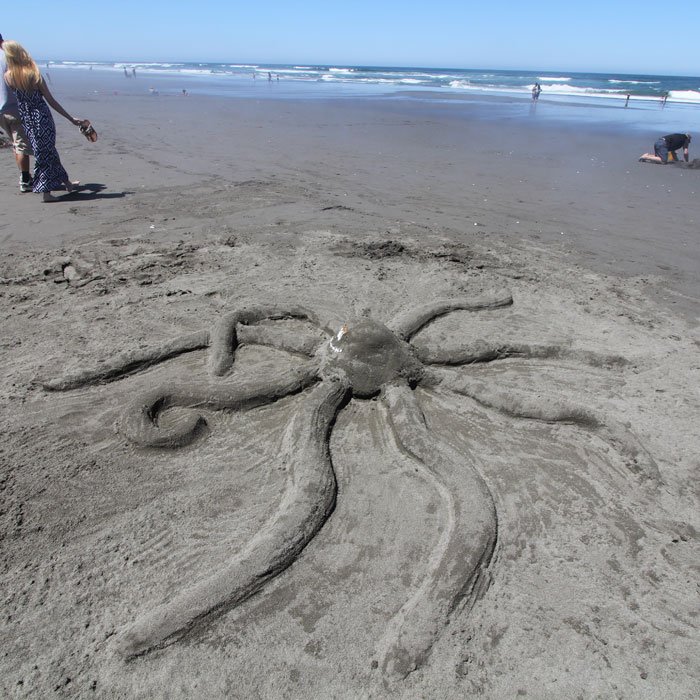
[208,306,320,376]
[39,330,210,391]
[376,381,497,680]
[237,324,322,357]
[114,375,351,659]
[416,340,628,368]
[121,363,321,447]
[39,306,323,391]
[437,368,660,483]
[388,291,513,341]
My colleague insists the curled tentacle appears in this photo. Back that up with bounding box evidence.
[39,306,323,392]
[388,291,513,341]
[121,363,321,447]
[437,368,660,483]
[115,375,351,659]
[416,340,628,368]
[375,381,497,680]
[208,306,320,376]
[39,330,210,391]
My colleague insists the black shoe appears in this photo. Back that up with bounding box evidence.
[20,176,34,193]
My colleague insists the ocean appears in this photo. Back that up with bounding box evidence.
[46,60,700,133]
[47,60,700,103]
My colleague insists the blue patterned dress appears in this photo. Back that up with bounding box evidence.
[14,86,68,193]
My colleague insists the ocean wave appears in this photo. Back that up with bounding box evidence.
[668,90,700,102]
[609,79,660,84]
[43,61,700,105]
[264,68,317,75]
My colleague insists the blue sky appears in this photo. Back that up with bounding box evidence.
[5,0,700,76]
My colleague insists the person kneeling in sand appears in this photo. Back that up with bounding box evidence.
[639,133,691,164]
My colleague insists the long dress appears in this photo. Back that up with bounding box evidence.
[14,86,68,193]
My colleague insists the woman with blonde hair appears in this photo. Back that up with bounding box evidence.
[2,40,88,202]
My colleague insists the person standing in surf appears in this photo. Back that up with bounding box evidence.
[2,39,87,202]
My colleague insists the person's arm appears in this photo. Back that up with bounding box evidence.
[38,76,82,126]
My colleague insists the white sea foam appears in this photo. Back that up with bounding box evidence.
[266,68,315,75]
[538,76,570,81]
[609,79,660,84]
[669,90,700,102]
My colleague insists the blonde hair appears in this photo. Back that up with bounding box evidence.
[3,40,41,91]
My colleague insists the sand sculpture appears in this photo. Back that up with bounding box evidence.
[42,292,659,680]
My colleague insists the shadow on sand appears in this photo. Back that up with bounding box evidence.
[55,183,133,201]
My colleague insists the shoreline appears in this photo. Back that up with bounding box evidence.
[3,69,699,322]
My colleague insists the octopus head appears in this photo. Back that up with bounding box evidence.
[320,319,424,398]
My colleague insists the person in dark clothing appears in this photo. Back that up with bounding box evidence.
[639,133,691,164]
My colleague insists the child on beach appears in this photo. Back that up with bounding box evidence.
[639,133,691,164]
[2,39,88,202]
[0,34,33,192]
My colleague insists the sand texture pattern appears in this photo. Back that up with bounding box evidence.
[1,72,699,699]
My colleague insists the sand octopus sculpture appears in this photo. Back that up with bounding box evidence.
[42,291,658,679]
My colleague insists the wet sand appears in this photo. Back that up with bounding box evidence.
[1,70,699,699]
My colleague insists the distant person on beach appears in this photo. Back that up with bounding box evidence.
[661,92,669,107]
[625,93,630,107]
[3,40,88,202]
[0,33,34,192]
[639,133,691,164]
[532,83,541,101]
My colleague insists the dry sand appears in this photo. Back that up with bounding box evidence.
[1,71,699,699]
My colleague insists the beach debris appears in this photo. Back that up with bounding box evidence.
[328,325,348,352]
[42,256,103,288]
[63,264,79,282]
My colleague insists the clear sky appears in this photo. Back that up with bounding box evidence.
[4,0,699,76]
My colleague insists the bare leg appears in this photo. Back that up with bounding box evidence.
[14,152,29,172]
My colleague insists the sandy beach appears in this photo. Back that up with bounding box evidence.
[1,69,699,699]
